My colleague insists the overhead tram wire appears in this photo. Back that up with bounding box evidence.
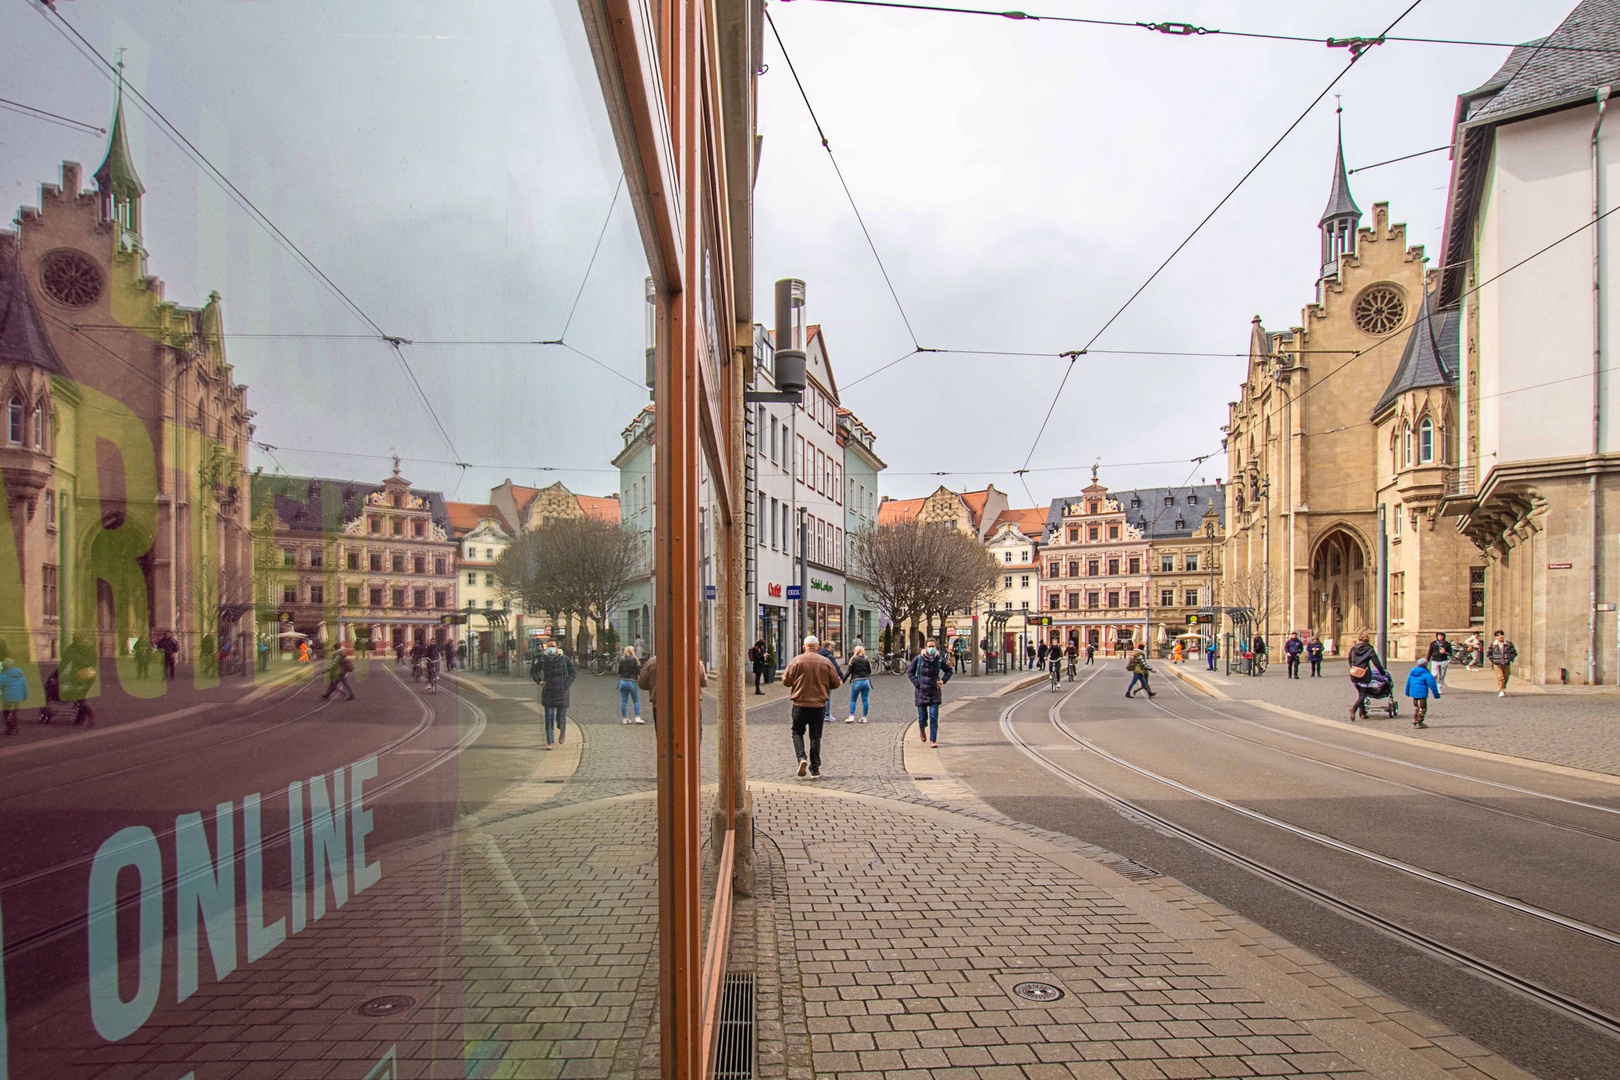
[558,176,625,341]
[765,8,920,349]
[1018,0,1428,475]
[0,95,105,134]
[33,2,467,464]
[783,0,1620,55]
[1349,144,1450,175]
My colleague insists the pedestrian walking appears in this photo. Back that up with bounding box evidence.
[1025,642,1035,670]
[1,659,26,735]
[1124,644,1156,698]
[1427,632,1453,687]
[157,631,179,680]
[1405,657,1440,729]
[1306,637,1324,677]
[534,640,576,747]
[1037,641,1049,669]
[1465,631,1483,669]
[636,652,708,728]
[951,636,968,672]
[1206,637,1218,671]
[634,634,647,660]
[749,638,769,695]
[1084,642,1096,665]
[844,645,872,723]
[1283,632,1303,678]
[134,635,152,679]
[1172,640,1183,664]
[37,667,59,725]
[818,641,845,722]
[1487,630,1518,696]
[62,633,98,728]
[257,636,270,671]
[617,646,643,723]
[908,638,953,747]
[782,635,841,779]
[321,645,357,701]
[1346,631,1388,721]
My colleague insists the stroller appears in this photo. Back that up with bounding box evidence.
[1358,669,1398,717]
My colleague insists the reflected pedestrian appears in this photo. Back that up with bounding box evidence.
[157,631,179,680]
[537,639,576,748]
[618,646,643,723]
[635,652,708,728]
[1487,630,1518,696]
[321,645,357,701]
[783,635,840,779]
[134,635,152,679]
[1,659,26,735]
[1405,657,1440,729]
[844,644,872,723]
[908,638,953,747]
[62,633,98,728]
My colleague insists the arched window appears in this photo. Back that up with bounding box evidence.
[7,397,23,445]
[1402,422,1413,467]
[31,404,43,449]
[1418,417,1434,464]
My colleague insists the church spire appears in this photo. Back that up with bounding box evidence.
[1318,102,1362,280]
[94,52,145,249]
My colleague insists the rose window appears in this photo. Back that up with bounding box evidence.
[39,249,103,308]
[1352,284,1405,335]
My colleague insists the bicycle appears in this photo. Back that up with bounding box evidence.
[1049,662,1062,692]
[589,651,614,676]
[1066,657,1077,682]
[885,652,909,675]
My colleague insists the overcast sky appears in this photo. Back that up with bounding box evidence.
[754,0,1577,507]
[0,0,1585,510]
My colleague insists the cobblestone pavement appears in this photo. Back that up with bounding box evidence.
[1163,657,1620,776]
[736,780,1538,1080]
[743,668,1044,800]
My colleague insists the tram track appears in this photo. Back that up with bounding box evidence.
[996,675,1620,1040]
[0,666,489,959]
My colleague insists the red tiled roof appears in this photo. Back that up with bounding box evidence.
[991,507,1047,535]
[576,493,622,523]
[446,502,508,533]
[878,496,925,526]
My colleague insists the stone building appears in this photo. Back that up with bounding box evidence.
[446,501,515,661]
[2,91,253,663]
[838,406,885,650]
[877,484,1009,649]
[1040,476,1223,656]
[1224,124,1473,657]
[984,507,1046,660]
[252,466,457,654]
[1440,0,1620,684]
[486,478,623,653]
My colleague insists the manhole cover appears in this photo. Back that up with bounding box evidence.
[1012,982,1064,1003]
[356,995,416,1017]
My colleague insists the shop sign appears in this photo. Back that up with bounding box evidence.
[809,578,834,593]
[766,582,782,597]
[786,585,802,600]
[1548,562,1573,570]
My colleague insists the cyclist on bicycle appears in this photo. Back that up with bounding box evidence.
[1048,650,1063,691]
[1064,640,1078,681]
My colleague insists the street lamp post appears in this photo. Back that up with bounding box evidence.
[1205,518,1217,665]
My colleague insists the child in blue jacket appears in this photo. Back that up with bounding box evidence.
[1404,657,1440,729]
[1,658,27,735]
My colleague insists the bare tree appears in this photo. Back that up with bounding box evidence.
[1224,566,1282,630]
[496,517,644,652]
[849,522,1000,648]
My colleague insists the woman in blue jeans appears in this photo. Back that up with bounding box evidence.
[843,645,873,723]
[616,646,644,723]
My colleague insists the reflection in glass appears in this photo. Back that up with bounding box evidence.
[1,3,660,1075]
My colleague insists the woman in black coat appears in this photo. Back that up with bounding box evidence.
[1346,631,1387,721]
[749,639,769,695]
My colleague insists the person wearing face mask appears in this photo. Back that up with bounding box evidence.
[907,638,954,747]
[536,639,577,749]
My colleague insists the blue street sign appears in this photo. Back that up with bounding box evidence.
[705,584,716,600]
[786,585,802,600]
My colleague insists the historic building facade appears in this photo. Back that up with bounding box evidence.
[3,94,254,663]
[1040,478,1223,656]
[838,406,885,650]
[446,501,515,661]
[1224,126,1473,657]
[1440,0,1620,684]
[984,507,1045,660]
[252,466,457,653]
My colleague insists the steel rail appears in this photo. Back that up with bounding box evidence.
[1137,680,1620,845]
[0,666,486,959]
[1156,675,1620,818]
[995,681,1620,1039]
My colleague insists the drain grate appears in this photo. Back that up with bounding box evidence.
[911,775,935,781]
[355,994,415,1017]
[715,972,756,1080]
[1097,855,1162,882]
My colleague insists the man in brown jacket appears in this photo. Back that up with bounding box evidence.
[637,653,709,728]
[781,635,842,779]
